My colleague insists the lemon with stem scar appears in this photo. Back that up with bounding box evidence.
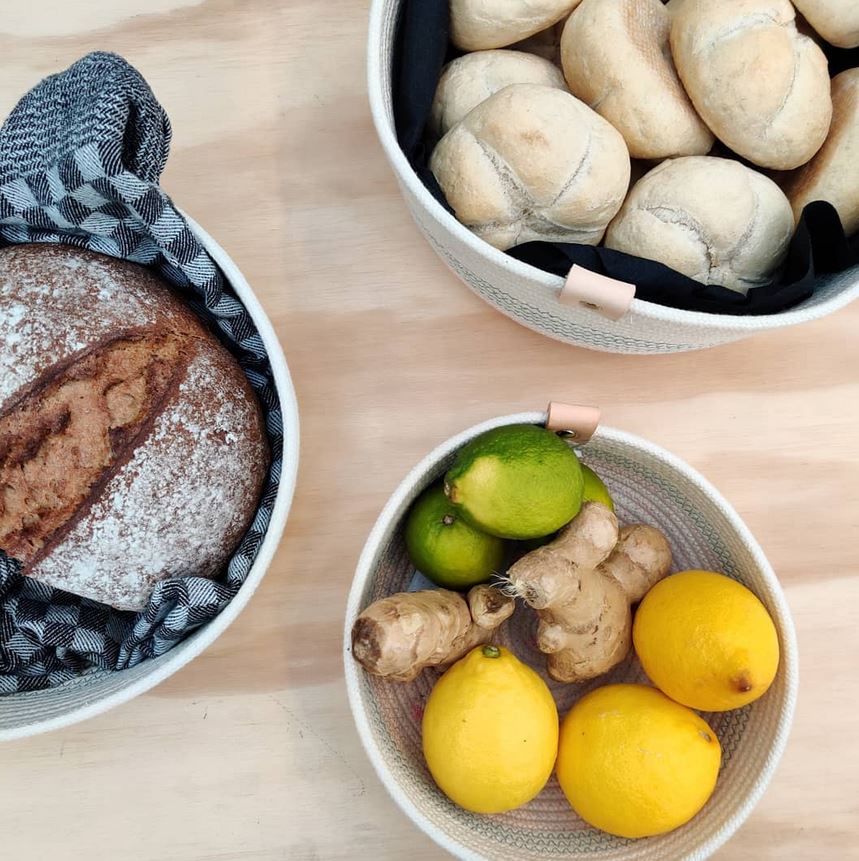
[422,645,559,814]
[633,570,780,711]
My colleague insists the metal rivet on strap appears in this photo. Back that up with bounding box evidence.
[545,402,601,444]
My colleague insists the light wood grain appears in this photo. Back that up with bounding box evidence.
[0,2,857,859]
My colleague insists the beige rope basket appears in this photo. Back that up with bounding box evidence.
[368,0,859,354]
[344,408,798,860]
[0,216,301,740]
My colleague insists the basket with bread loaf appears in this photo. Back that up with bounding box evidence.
[369,0,859,352]
[0,53,299,738]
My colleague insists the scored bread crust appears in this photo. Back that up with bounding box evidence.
[671,0,832,170]
[605,156,795,293]
[450,0,583,51]
[561,0,713,160]
[430,50,567,139]
[430,83,631,251]
[783,69,859,236]
[0,245,269,611]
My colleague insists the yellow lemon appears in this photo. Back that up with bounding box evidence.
[422,645,558,814]
[556,684,721,838]
[633,570,780,711]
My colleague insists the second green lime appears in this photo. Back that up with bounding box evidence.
[405,484,505,589]
[582,464,614,512]
[444,425,584,540]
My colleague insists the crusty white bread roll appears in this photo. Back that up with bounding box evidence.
[430,50,567,138]
[605,156,795,293]
[671,0,832,170]
[784,69,859,236]
[560,0,713,159]
[430,84,631,251]
[451,0,582,51]
[792,0,859,48]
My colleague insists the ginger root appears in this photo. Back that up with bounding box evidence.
[506,502,672,683]
[351,584,514,682]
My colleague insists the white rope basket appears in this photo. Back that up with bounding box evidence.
[368,0,859,354]
[344,411,798,860]
[0,216,301,740]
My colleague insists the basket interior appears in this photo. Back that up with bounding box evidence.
[348,425,796,861]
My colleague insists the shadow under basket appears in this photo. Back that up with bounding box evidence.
[0,216,301,740]
[344,411,798,861]
[368,0,859,354]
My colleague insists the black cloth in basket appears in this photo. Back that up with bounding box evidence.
[0,53,283,694]
[393,0,859,316]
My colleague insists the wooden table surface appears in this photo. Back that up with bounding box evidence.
[0,2,857,859]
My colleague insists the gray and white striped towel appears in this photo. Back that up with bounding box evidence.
[0,52,283,694]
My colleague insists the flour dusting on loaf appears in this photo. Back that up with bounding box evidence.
[28,347,268,611]
[0,247,170,405]
[0,245,269,611]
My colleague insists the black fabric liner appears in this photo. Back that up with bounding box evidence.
[394,0,859,316]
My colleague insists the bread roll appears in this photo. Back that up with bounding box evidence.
[792,0,859,48]
[784,69,859,236]
[451,0,582,51]
[605,156,794,292]
[430,50,567,138]
[430,84,631,250]
[561,0,713,159]
[671,0,832,170]
[0,245,269,610]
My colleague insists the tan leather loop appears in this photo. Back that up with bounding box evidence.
[545,402,601,444]
[559,265,636,321]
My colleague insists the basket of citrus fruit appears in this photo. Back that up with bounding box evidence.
[344,406,798,860]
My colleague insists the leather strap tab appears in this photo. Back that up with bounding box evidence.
[560,265,635,321]
[546,402,601,443]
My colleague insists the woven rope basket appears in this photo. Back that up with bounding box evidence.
[0,216,300,740]
[368,0,859,354]
[344,410,798,860]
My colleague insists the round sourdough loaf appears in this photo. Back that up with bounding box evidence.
[605,156,795,293]
[0,244,269,611]
[671,0,832,170]
[560,0,713,159]
[429,83,631,251]
[430,50,567,138]
[450,0,582,51]
[784,69,859,236]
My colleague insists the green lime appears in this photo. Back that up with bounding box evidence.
[582,464,614,512]
[444,425,584,540]
[405,484,505,589]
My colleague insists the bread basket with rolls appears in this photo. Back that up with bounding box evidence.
[369,0,859,353]
[344,406,798,860]
[0,55,300,738]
